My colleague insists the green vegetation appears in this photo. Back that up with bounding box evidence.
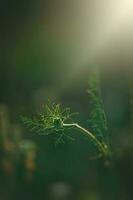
[22,71,111,160]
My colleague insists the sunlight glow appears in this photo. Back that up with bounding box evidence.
[61,0,133,89]
[87,0,133,61]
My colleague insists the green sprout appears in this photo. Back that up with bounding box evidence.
[22,102,110,158]
[22,103,76,145]
[22,70,112,161]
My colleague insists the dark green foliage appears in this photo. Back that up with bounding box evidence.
[88,70,109,146]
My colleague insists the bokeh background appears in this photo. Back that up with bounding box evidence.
[0,0,133,199]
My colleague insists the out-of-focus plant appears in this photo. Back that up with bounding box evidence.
[87,69,111,159]
[22,70,111,161]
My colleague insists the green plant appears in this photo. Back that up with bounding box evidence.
[22,71,111,160]
[87,69,111,157]
[22,103,76,146]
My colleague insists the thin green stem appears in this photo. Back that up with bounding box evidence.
[63,123,108,156]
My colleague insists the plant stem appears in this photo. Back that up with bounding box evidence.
[63,123,108,156]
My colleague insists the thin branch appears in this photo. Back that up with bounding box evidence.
[63,123,108,156]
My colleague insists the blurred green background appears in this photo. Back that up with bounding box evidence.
[0,0,133,200]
